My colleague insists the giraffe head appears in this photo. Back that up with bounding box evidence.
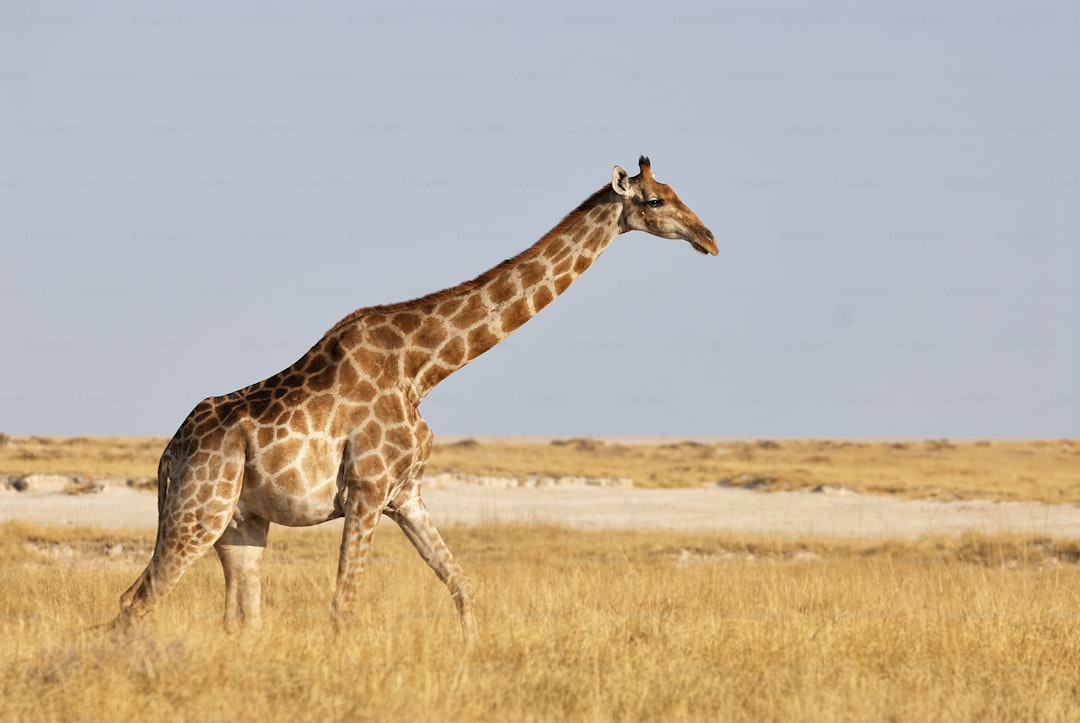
[611,156,717,256]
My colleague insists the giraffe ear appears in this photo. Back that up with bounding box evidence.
[612,166,633,197]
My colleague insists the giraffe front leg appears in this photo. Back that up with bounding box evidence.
[331,480,384,632]
[215,515,270,633]
[386,489,477,649]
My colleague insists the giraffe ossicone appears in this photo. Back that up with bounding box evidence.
[111,156,715,644]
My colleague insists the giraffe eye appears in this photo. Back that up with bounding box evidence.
[646,198,664,208]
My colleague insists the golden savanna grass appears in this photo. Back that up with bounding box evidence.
[3,435,1079,502]
[3,437,1080,719]
[4,521,1080,721]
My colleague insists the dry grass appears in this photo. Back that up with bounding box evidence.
[430,437,1080,502]
[4,435,1079,717]
[2,435,1078,502]
[0,436,163,481]
[4,520,1080,721]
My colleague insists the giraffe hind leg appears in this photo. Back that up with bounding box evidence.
[113,468,243,628]
[215,514,270,633]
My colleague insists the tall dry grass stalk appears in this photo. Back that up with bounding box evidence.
[3,521,1080,721]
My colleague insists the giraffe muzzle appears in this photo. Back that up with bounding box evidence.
[691,227,718,256]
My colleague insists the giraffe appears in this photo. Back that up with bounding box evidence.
[111,156,716,644]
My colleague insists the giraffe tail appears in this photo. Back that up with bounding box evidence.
[156,450,171,520]
[113,449,172,620]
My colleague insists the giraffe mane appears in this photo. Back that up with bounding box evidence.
[327,184,614,332]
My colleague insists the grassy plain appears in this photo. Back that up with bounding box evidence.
[3,521,1080,721]
[2,434,1078,502]
[3,436,1080,720]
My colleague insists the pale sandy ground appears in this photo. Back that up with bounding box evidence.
[4,482,1080,539]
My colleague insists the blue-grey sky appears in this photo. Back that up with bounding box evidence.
[2,1,1077,438]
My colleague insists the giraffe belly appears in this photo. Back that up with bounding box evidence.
[238,472,342,527]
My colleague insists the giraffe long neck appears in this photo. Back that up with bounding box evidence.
[329,186,624,401]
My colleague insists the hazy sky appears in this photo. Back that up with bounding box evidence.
[2,1,1077,439]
